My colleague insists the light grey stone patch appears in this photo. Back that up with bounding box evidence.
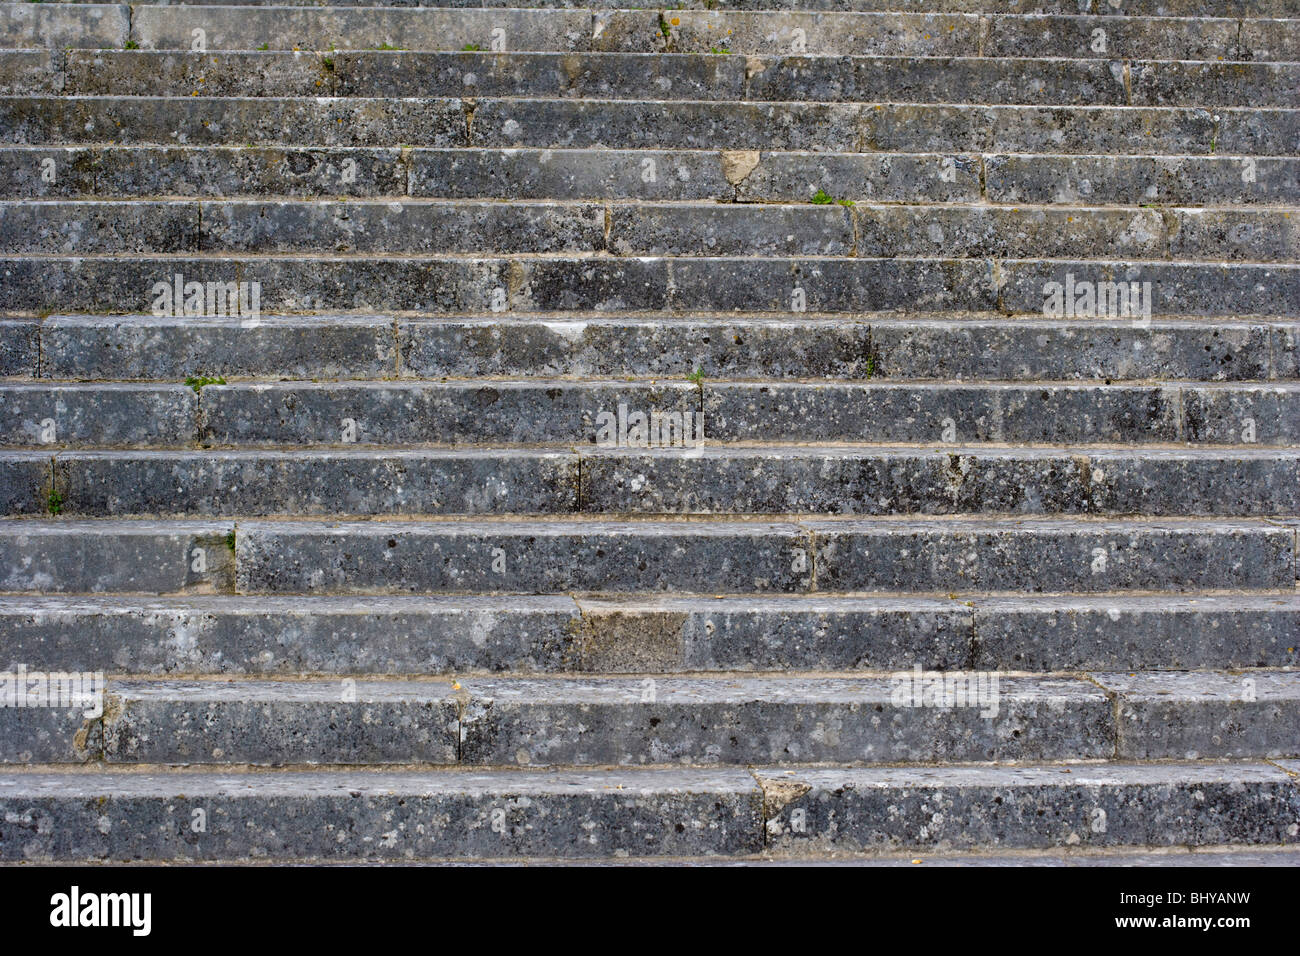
[0,3,129,49]
[132,7,594,53]
[0,318,38,375]
[0,200,199,254]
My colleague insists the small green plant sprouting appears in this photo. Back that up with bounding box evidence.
[185,374,226,393]
[377,41,399,51]
[811,188,833,205]
[321,56,335,72]
[864,354,876,378]
[687,367,705,384]
[462,43,482,52]
[256,42,269,51]
[709,46,731,55]
[46,490,63,515]
[658,13,672,41]
[225,530,236,553]
[837,198,855,207]
[123,40,139,50]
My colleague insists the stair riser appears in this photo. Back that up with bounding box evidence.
[15,317,1295,383]
[762,767,1300,852]
[0,52,1286,109]
[4,258,1296,316]
[1,597,1295,675]
[5,202,1295,262]
[6,98,1293,156]
[11,451,1297,517]
[7,148,1295,207]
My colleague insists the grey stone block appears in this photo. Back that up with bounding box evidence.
[0,384,197,448]
[458,675,1113,765]
[0,705,100,764]
[0,96,467,147]
[759,763,1300,852]
[643,11,982,56]
[0,318,38,375]
[235,519,811,594]
[0,452,48,516]
[40,315,396,380]
[735,151,981,202]
[0,3,129,50]
[609,203,855,257]
[0,50,62,96]
[54,450,580,516]
[0,519,235,594]
[0,768,764,860]
[1182,385,1300,444]
[984,154,1300,205]
[809,517,1294,592]
[1083,448,1300,515]
[0,200,199,254]
[65,50,339,98]
[398,317,880,379]
[197,381,699,446]
[132,7,595,53]
[867,319,1283,382]
[580,447,1092,515]
[998,261,1300,317]
[702,383,1184,444]
[985,15,1242,60]
[574,595,973,672]
[1092,671,1300,760]
[0,595,584,675]
[412,147,734,200]
[0,256,673,313]
[198,199,605,254]
[972,595,1300,671]
[103,679,462,765]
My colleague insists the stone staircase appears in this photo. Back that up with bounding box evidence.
[0,0,1298,863]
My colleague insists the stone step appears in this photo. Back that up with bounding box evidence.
[3,593,1295,674]
[77,7,1300,62]
[5,97,1295,157]
[5,50,1293,108]
[13,315,1299,383]
[4,381,1297,448]
[5,147,1295,207]
[0,516,1291,594]
[7,446,1297,517]
[758,762,1300,853]
[49,673,1115,765]
[9,671,1296,766]
[4,200,1296,262]
[2,256,1296,316]
[1092,671,1300,759]
[199,381,1300,447]
[14,0,1294,16]
[1,762,1296,859]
